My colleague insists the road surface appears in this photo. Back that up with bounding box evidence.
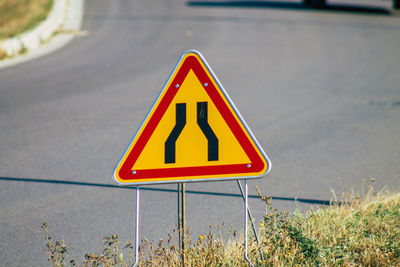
[1,0,399,265]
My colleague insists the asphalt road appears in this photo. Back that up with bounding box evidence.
[1,0,399,265]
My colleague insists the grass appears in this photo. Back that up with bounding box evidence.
[43,179,400,266]
[0,0,54,40]
[0,48,7,60]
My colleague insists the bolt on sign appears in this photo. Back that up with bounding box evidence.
[114,51,270,185]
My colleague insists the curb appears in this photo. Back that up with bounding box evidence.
[0,0,83,69]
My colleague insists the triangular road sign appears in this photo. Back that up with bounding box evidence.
[114,51,270,185]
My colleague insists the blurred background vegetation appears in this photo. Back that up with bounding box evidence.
[0,0,53,40]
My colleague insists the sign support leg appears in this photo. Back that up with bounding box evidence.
[237,180,264,261]
[178,183,181,247]
[244,180,255,267]
[178,183,185,266]
[132,186,140,267]
[182,183,185,252]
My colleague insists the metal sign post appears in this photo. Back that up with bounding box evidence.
[237,180,264,262]
[132,186,140,267]
[178,183,186,265]
[177,183,182,248]
[244,180,255,267]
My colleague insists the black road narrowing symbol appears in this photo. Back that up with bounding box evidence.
[165,103,186,164]
[165,102,219,164]
[197,102,219,161]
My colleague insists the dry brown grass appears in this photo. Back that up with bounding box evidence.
[43,180,400,266]
[0,0,53,40]
[0,48,7,59]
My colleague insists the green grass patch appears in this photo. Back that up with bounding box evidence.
[0,0,53,40]
[43,182,400,266]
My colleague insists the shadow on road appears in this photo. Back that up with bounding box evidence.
[0,176,331,205]
[187,0,392,15]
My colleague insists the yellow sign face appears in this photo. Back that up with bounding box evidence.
[114,51,270,185]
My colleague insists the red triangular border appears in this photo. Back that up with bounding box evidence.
[117,53,267,181]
